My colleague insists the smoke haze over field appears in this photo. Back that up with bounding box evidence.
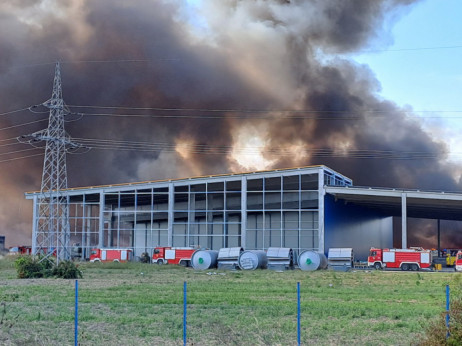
[1,0,461,248]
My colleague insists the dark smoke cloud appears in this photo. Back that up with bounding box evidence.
[0,0,458,249]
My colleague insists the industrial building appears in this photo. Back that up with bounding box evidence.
[25,165,462,261]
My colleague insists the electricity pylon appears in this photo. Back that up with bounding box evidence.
[21,62,84,263]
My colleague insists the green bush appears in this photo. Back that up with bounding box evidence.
[14,255,54,278]
[52,260,82,279]
[14,256,82,279]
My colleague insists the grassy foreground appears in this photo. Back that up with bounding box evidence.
[0,256,457,345]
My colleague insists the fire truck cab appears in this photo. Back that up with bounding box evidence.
[455,251,462,272]
[90,248,133,263]
[152,247,196,266]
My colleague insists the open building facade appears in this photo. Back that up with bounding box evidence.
[25,165,462,261]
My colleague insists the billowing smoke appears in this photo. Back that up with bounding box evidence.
[0,0,458,248]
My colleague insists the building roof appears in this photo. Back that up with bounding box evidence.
[325,186,462,221]
[25,165,349,198]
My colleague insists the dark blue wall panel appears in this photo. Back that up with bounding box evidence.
[324,194,393,261]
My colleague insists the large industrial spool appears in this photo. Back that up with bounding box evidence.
[191,250,219,270]
[238,250,268,270]
[298,250,328,271]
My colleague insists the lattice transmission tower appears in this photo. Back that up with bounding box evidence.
[21,62,84,262]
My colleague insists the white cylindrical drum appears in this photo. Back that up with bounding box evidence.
[191,250,218,270]
[298,251,328,271]
[238,250,268,270]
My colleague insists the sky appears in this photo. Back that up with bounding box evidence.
[1,0,462,248]
[351,0,462,165]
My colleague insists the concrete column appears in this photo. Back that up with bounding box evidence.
[85,204,91,259]
[188,189,195,247]
[437,219,441,257]
[98,192,104,248]
[241,177,247,248]
[168,183,174,247]
[32,195,38,254]
[401,193,407,249]
[318,168,325,254]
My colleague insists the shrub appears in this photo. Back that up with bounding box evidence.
[14,255,54,279]
[420,279,462,345]
[52,260,82,279]
[15,256,82,279]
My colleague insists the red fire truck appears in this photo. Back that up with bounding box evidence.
[455,251,462,272]
[89,248,133,263]
[152,247,196,266]
[368,247,432,271]
[8,246,32,255]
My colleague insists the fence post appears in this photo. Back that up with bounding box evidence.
[183,281,187,346]
[75,279,78,346]
[446,284,450,339]
[297,282,301,346]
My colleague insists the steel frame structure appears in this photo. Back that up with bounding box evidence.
[25,166,353,260]
[23,62,82,262]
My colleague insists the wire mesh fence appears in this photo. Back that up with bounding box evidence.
[0,263,457,345]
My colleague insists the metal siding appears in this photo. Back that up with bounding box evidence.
[324,194,393,261]
[133,223,147,257]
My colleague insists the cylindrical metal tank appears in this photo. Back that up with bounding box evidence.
[238,250,268,270]
[298,250,328,271]
[191,250,218,270]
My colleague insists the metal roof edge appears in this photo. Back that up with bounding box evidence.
[25,164,332,196]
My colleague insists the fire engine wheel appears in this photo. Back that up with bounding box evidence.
[157,259,164,265]
[374,262,382,270]
[411,264,419,271]
[401,263,410,271]
[179,260,190,267]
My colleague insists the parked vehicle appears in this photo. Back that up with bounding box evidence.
[368,247,432,271]
[455,251,462,272]
[152,247,196,266]
[9,246,32,255]
[89,248,133,263]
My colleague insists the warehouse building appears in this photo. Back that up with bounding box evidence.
[25,165,462,261]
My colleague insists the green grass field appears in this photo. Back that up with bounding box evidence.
[0,256,457,345]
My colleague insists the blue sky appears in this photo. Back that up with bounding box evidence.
[185,0,462,161]
[352,0,462,161]
[354,0,462,112]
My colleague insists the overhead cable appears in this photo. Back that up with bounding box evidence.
[72,137,446,160]
[0,106,33,117]
[0,147,43,157]
[68,104,462,114]
[0,153,43,164]
[0,118,48,132]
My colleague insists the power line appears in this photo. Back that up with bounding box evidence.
[0,134,450,160]
[0,153,43,164]
[66,106,462,120]
[69,104,462,114]
[0,141,26,148]
[69,111,462,120]
[8,58,179,70]
[359,44,462,54]
[0,106,33,117]
[0,118,48,131]
[72,137,447,160]
[60,59,179,64]
[0,136,20,143]
[0,147,42,157]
